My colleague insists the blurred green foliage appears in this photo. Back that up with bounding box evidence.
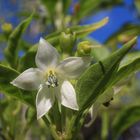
[0,0,140,140]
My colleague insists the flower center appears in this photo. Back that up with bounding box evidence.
[46,70,58,88]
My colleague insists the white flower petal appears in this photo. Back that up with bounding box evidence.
[57,57,91,79]
[11,68,44,90]
[113,86,123,95]
[60,81,79,110]
[35,38,60,70]
[85,104,100,127]
[36,85,55,119]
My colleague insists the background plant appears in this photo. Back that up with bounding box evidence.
[0,0,140,140]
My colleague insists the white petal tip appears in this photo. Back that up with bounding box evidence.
[71,106,79,111]
[10,81,14,85]
[75,107,79,111]
[37,114,43,120]
[39,37,45,43]
[70,104,79,111]
[37,116,41,120]
[10,81,16,86]
[36,111,47,120]
[62,103,79,111]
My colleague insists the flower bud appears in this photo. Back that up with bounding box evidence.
[77,41,92,56]
[1,23,13,33]
[59,28,76,54]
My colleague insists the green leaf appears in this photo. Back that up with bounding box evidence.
[91,47,110,61]
[45,17,108,45]
[76,37,137,111]
[120,51,140,67]
[106,24,140,44]
[0,64,35,107]
[135,0,140,14]
[62,0,71,14]
[111,52,140,86]
[25,107,36,124]
[41,0,57,16]
[18,45,37,72]
[19,18,108,71]
[76,0,102,21]
[76,0,122,21]
[4,14,33,68]
[112,105,140,140]
[71,17,109,37]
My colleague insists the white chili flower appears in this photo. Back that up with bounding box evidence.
[11,38,91,119]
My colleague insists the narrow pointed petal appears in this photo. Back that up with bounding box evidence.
[11,68,44,90]
[36,85,55,119]
[85,104,100,127]
[60,81,79,110]
[57,57,91,79]
[113,86,123,95]
[35,38,60,70]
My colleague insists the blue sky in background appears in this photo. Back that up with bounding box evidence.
[81,0,140,43]
[81,6,134,43]
[0,0,21,26]
[0,0,140,60]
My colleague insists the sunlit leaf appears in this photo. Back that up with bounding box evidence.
[106,24,140,44]
[73,17,109,38]
[76,0,122,21]
[4,14,33,68]
[120,51,140,67]
[18,46,36,72]
[91,47,110,61]
[112,57,140,85]
[41,0,57,16]
[76,37,137,111]
[45,17,109,45]
[19,18,108,71]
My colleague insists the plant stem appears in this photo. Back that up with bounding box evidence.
[43,116,61,140]
[101,111,109,140]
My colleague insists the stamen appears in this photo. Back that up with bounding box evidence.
[46,71,58,88]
